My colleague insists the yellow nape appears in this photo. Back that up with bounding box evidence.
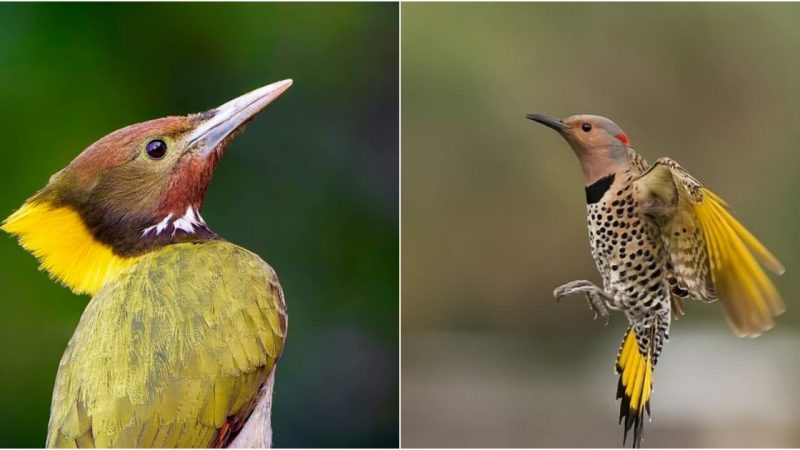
[617,329,652,413]
[2,201,137,296]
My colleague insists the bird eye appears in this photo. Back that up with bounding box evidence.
[581,123,592,132]
[145,139,167,159]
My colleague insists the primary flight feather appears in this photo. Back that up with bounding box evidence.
[528,113,784,447]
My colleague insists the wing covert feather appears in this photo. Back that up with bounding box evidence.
[634,158,784,337]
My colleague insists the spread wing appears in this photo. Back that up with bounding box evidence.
[46,240,287,447]
[633,158,784,337]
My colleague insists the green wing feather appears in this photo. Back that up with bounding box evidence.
[46,240,287,447]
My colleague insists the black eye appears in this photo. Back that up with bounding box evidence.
[146,139,167,159]
[581,123,592,132]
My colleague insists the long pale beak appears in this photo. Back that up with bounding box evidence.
[188,79,293,156]
[526,113,570,133]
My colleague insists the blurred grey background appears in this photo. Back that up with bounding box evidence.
[402,3,800,447]
[0,3,398,447]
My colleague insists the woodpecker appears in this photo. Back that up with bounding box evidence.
[3,80,293,447]
[527,113,785,447]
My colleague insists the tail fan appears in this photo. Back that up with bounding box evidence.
[615,328,653,448]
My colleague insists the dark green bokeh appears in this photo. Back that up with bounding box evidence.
[0,3,398,447]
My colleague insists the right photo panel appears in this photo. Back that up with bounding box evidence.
[401,2,800,447]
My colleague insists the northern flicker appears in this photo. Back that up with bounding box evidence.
[527,113,785,447]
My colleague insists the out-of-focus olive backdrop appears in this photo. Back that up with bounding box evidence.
[0,3,398,448]
[402,3,800,447]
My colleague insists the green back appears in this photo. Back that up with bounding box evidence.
[46,240,287,447]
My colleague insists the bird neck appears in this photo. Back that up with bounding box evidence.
[2,198,218,296]
[585,173,616,204]
[574,143,629,186]
[2,200,139,295]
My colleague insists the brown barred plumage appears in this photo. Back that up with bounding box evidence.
[529,113,784,447]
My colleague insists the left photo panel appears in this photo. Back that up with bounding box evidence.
[0,3,398,448]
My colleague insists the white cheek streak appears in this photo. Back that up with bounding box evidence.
[171,206,206,236]
[157,213,173,234]
[196,209,207,226]
[172,206,197,235]
[141,213,173,237]
[140,206,208,238]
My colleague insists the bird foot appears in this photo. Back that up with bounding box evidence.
[553,280,611,326]
[586,291,611,325]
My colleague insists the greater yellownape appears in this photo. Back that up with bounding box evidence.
[3,79,292,447]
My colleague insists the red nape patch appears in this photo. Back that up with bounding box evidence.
[616,132,631,146]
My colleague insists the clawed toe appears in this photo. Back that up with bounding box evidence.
[553,280,595,300]
[553,280,612,325]
[586,292,610,326]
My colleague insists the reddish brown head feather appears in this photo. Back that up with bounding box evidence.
[67,116,194,189]
[34,114,225,256]
[28,81,291,257]
[157,148,221,216]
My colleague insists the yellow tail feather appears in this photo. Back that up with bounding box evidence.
[616,329,652,448]
[694,188,785,336]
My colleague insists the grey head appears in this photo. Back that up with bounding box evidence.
[527,113,633,185]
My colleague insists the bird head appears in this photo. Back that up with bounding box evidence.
[2,79,292,295]
[527,113,631,185]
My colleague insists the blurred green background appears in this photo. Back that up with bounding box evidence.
[402,3,800,447]
[0,3,397,448]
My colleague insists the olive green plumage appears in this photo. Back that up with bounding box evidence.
[46,240,287,447]
[2,81,293,447]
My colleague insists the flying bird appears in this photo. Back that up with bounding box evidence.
[527,113,785,447]
[3,79,293,447]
